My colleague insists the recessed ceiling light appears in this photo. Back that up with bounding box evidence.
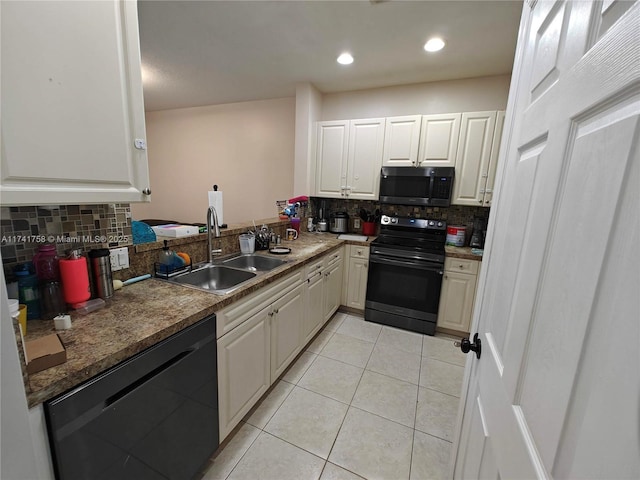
[337,53,354,65]
[424,38,445,52]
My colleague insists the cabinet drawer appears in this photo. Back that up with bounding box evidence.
[305,258,324,280]
[324,247,344,268]
[444,257,479,275]
[349,245,370,260]
[217,269,303,338]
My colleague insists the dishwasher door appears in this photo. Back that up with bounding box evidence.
[45,315,218,480]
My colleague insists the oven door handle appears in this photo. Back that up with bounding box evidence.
[370,255,444,273]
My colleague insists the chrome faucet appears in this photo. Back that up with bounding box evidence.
[207,205,222,262]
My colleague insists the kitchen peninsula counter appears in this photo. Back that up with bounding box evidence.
[22,232,371,408]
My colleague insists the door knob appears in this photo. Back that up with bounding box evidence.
[454,333,481,359]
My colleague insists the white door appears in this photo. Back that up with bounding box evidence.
[416,113,462,167]
[346,118,385,200]
[451,111,497,206]
[1,0,150,205]
[382,115,422,167]
[482,111,506,207]
[454,2,640,479]
[315,121,349,198]
[270,284,304,379]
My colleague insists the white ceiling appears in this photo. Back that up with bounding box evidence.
[138,0,523,112]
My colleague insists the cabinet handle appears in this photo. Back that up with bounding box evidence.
[142,188,151,195]
[274,308,279,314]
[268,311,274,317]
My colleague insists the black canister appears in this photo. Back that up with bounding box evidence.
[88,249,114,299]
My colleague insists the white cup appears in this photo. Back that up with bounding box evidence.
[239,234,255,254]
[285,228,298,240]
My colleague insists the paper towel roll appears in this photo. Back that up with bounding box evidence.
[208,190,224,225]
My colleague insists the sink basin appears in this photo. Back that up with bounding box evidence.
[221,254,287,271]
[170,265,256,294]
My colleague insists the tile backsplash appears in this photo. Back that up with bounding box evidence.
[310,197,489,228]
[1,204,132,273]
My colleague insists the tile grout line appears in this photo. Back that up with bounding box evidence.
[407,331,427,480]
[320,320,380,478]
[221,422,262,480]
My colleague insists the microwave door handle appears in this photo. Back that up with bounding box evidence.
[428,175,435,202]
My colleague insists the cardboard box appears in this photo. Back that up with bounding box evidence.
[151,224,200,238]
[25,334,67,374]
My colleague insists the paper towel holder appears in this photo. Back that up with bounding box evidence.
[210,184,228,228]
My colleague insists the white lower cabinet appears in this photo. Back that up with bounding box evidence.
[270,284,304,380]
[217,248,346,441]
[303,259,325,344]
[437,258,480,334]
[217,308,271,440]
[343,245,369,311]
[323,249,344,321]
[217,270,302,439]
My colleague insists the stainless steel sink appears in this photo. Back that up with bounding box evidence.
[166,253,287,295]
[169,264,256,295]
[221,254,287,271]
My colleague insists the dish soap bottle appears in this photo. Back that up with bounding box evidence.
[158,240,185,274]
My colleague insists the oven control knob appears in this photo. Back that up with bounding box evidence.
[392,218,398,224]
[428,220,435,226]
[437,222,443,227]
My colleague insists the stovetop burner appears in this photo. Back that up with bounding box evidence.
[372,215,447,261]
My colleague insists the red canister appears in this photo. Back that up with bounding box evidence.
[59,250,91,304]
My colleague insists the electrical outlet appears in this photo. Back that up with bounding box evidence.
[110,247,129,271]
[354,218,361,229]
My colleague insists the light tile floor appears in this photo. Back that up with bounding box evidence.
[202,312,466,480]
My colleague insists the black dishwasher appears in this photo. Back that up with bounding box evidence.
[45,315,219,480]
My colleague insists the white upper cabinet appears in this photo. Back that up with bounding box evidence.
[482,110,506,207]
[416,113,462,167]
[315,121,349,198]
[315,118,383,200]
[451,111,497,206]
[346,118,385,200]
[382,115,422,167]
[0,1,151,205]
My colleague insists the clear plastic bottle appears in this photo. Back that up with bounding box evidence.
[15,264,40,320]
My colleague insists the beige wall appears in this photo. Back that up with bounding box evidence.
[131,98,295,225]
[321,74,511,120]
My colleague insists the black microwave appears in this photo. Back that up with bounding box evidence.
[379,166,455,207]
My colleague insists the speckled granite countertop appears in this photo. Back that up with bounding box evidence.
[23,232,372,408]
[445,245,484,261]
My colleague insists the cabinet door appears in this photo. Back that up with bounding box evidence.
[315,121,349,198]
[417,113,462,167]
[483,110,506,207]
[346,118,385,200]
[451,111,497,206]
[304,272,324,344]
[1,1,150,205]
[345,256,369,310]
[218,309,270,440]
[382,115,422,167]
[324,259,344,322]
[437,270,477,334]
[270,284,304,379]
